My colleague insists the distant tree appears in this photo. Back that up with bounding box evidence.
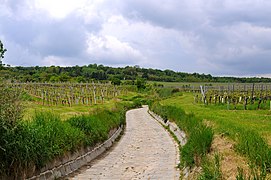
[0,40,7,68]
[142,72,149,79]
[59,73,70,82]
[49,75,60,82]
[111,77,121,85]
[76,76,86,83]
[135,78,146,90]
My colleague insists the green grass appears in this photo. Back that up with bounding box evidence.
[161,92,271,177]
[0,104,131,178]
[67,109,125,146]
[150,102,213,168]
[148,81,232,88]
[161,93,271,143]
[23,91,140,121]
[23,101,115,121]
[199,154,222,180]
[0,87,141,178]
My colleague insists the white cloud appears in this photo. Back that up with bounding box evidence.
[34,0,87,19]
[41,55,72,66]
[86,33,145,65]
[1,0,271,76]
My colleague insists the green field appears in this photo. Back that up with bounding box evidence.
[3,82,271,179]
[160,92,271,179]
[23,91,139,121]
[148,81,216,88]
[161,92,271,143]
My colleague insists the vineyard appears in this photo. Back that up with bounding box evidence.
[193,83,271,110]
[7,82,127,106]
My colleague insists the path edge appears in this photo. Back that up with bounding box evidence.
[147,108,190,179]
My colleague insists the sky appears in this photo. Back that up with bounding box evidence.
[1,0,271,77]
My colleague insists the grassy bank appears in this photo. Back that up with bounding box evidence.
[0,86,140,179]
[1,107,129,179]
[150,102,213,168]
[161,92,271,178]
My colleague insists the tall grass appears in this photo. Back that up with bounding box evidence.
[150,102,213,168]
[235,129,271,178]
[1,109,127,178]
[67,109,125,146]
[199,154,222,180]
[162,93,271,178]
[0,85,137,179]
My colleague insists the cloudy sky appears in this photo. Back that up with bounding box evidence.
[1,0,271,77]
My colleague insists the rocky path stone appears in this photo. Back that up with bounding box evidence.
[70,106,179,179]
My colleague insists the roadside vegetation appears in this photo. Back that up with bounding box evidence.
[0,84,140,179]
[2,40,271,179]
[161,92,271,179]
[149,102,214,174]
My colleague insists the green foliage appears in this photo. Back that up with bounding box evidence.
[150,102,214,168]
[21,112,85,167]
[1,63,271,83]
[162,93,271,178]
[235,129,271,177]
[0,40,7,69]
[21,92,35,101]
[236,166,268,180]
[181,123,213,167]
[67,109,125,146]
[236,167,246,180]
[199,154,222,180]
[0,85,23,128]
[0,85,139,178]
[0,111,85,177]
[135,78,146,90]
[156,88,181,98]
[111,77,121,85]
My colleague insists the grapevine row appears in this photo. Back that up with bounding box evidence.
[194,83,271,110]
[10,82,127,106]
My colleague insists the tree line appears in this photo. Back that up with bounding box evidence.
[1,64,270,84]
[0,40,270,83]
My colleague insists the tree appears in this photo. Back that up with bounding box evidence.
[142,72,149,79]
[0,40,7,68]
[111,77,121,85]
[135,78,146,90]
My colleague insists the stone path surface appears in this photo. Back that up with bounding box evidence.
[70,106,179,179]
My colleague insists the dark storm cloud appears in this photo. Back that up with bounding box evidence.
[119,0,205,30]
[116,0,271,76]
[30,15,87,57]
[1,0,271,76]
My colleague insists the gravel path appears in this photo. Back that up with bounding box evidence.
[70,106,179,179]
